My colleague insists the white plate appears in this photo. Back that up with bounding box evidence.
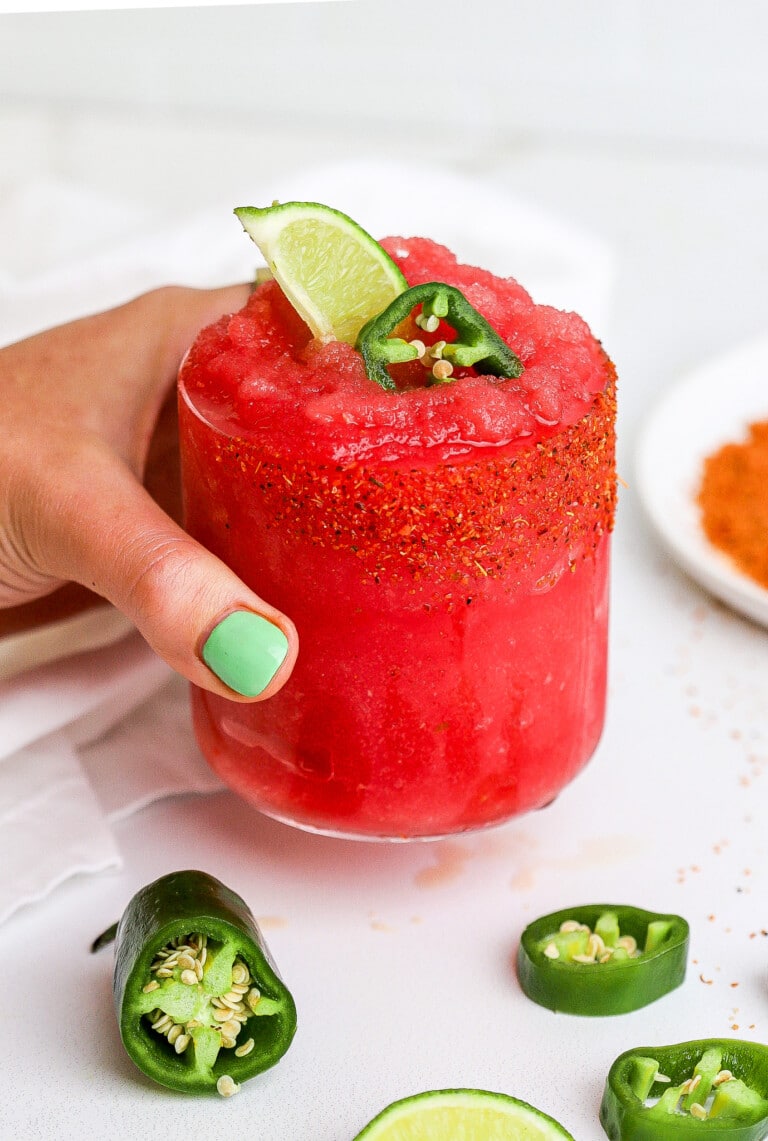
[636,334,768,627]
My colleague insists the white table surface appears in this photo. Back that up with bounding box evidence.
[1,109,768,1140]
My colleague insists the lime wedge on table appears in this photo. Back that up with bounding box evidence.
[353,1089,574,1140]
[234,201,407,345]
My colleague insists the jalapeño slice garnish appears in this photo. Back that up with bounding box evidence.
[355,282,524,392]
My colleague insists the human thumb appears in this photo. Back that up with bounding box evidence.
[30,434,298,700]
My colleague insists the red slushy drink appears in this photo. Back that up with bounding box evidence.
[179,236,616,838]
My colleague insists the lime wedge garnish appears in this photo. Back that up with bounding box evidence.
[353,1089,575,1140]
[234,201,407,345]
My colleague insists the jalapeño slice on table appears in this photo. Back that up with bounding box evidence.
[356,281,524,392]
[600,1040,768,1140]
[95,870,296,1095]
[517,904,689,1015]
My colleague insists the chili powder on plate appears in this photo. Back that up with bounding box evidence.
[698,419,768,590]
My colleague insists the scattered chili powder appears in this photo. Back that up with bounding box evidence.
[698,419,768,588]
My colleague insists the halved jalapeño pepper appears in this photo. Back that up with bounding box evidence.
[516,904,689,1015]
[600,1040,768,1140]
[355,281,524,392]
[110,870,297,1095]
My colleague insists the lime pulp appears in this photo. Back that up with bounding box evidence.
[352,1088,575,1140]
[234,201,407,345]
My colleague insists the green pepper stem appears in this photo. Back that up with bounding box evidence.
[90,921,118,953]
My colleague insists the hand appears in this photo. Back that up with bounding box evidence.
[0,286,298,700]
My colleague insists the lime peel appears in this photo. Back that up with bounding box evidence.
[234,201,407,346]
[352,1088,575,1140]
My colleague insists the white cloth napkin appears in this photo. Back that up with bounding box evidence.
[0,635,224,925]
[0,159,614,927]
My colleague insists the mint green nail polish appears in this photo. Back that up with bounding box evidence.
[202,611,289,697]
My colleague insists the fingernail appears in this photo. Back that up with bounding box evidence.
[202,611,289,697]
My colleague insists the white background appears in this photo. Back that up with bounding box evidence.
[2,1,768,149]
[2,4,768,1139]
